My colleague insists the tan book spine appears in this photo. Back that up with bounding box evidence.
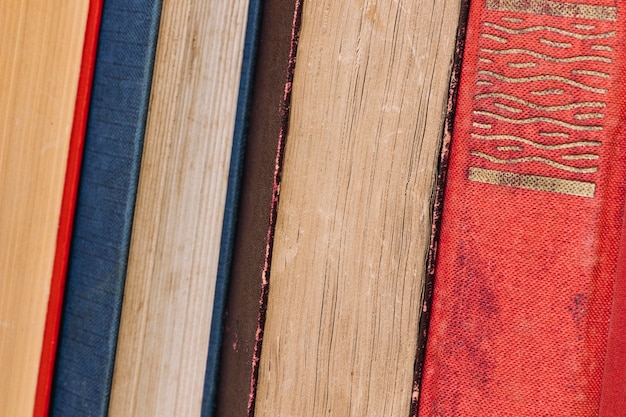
[0,2,91,416]
[253,0,463,415]
[108,1,250,416]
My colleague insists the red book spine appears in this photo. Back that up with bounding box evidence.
[418,0,626,415]
[33,1,103,416]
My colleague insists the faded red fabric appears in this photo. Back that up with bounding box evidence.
[418,0,626,415]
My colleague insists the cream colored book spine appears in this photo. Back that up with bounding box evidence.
[254,0,462,415]
[108,1,249,416]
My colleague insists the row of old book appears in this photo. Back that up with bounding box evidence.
[2,0,625,416]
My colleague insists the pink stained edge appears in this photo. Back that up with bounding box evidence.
[246,1,304,416]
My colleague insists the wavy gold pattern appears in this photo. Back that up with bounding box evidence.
[471,133,601,150]
[540,131,570,138]
[508,62,537,68]
[574,112,604,120]
[482,33,508,43]
[473,122,492,129]
[471,151,598,173]
[483,22,616,40]
[562,153,599,160]
[481,47,612,63]
[475,110,603,131]
[494,102,522,113]
[469,2,616,197]
[540,38,572,49]
[572,24,595,30]
[531,88,564,96]
[571,69,610,78]
[474,92,606,111]
[591,44,613,52]
[478,70,608,94]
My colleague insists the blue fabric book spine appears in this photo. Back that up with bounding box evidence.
[51,1,162,415]
[202,0,264,415]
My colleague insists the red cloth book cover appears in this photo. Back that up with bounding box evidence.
[418,0,626,415]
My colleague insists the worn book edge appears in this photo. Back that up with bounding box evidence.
[201,0,263,414]
[410,0,472,413]
[246,1,304,415]
[34,1,104,416]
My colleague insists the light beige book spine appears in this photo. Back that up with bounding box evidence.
[254,0,462,415]
[0,2,90,416]
[108,1,249,416]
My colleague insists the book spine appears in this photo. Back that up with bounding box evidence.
[34,1,104,416]
[201,0,263,414]
[213,0,304,414]
[50,1,162,416]
[247,2,303,416]
[107,0,253,413]
[418,0,626,415]
[410,1,472,414]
